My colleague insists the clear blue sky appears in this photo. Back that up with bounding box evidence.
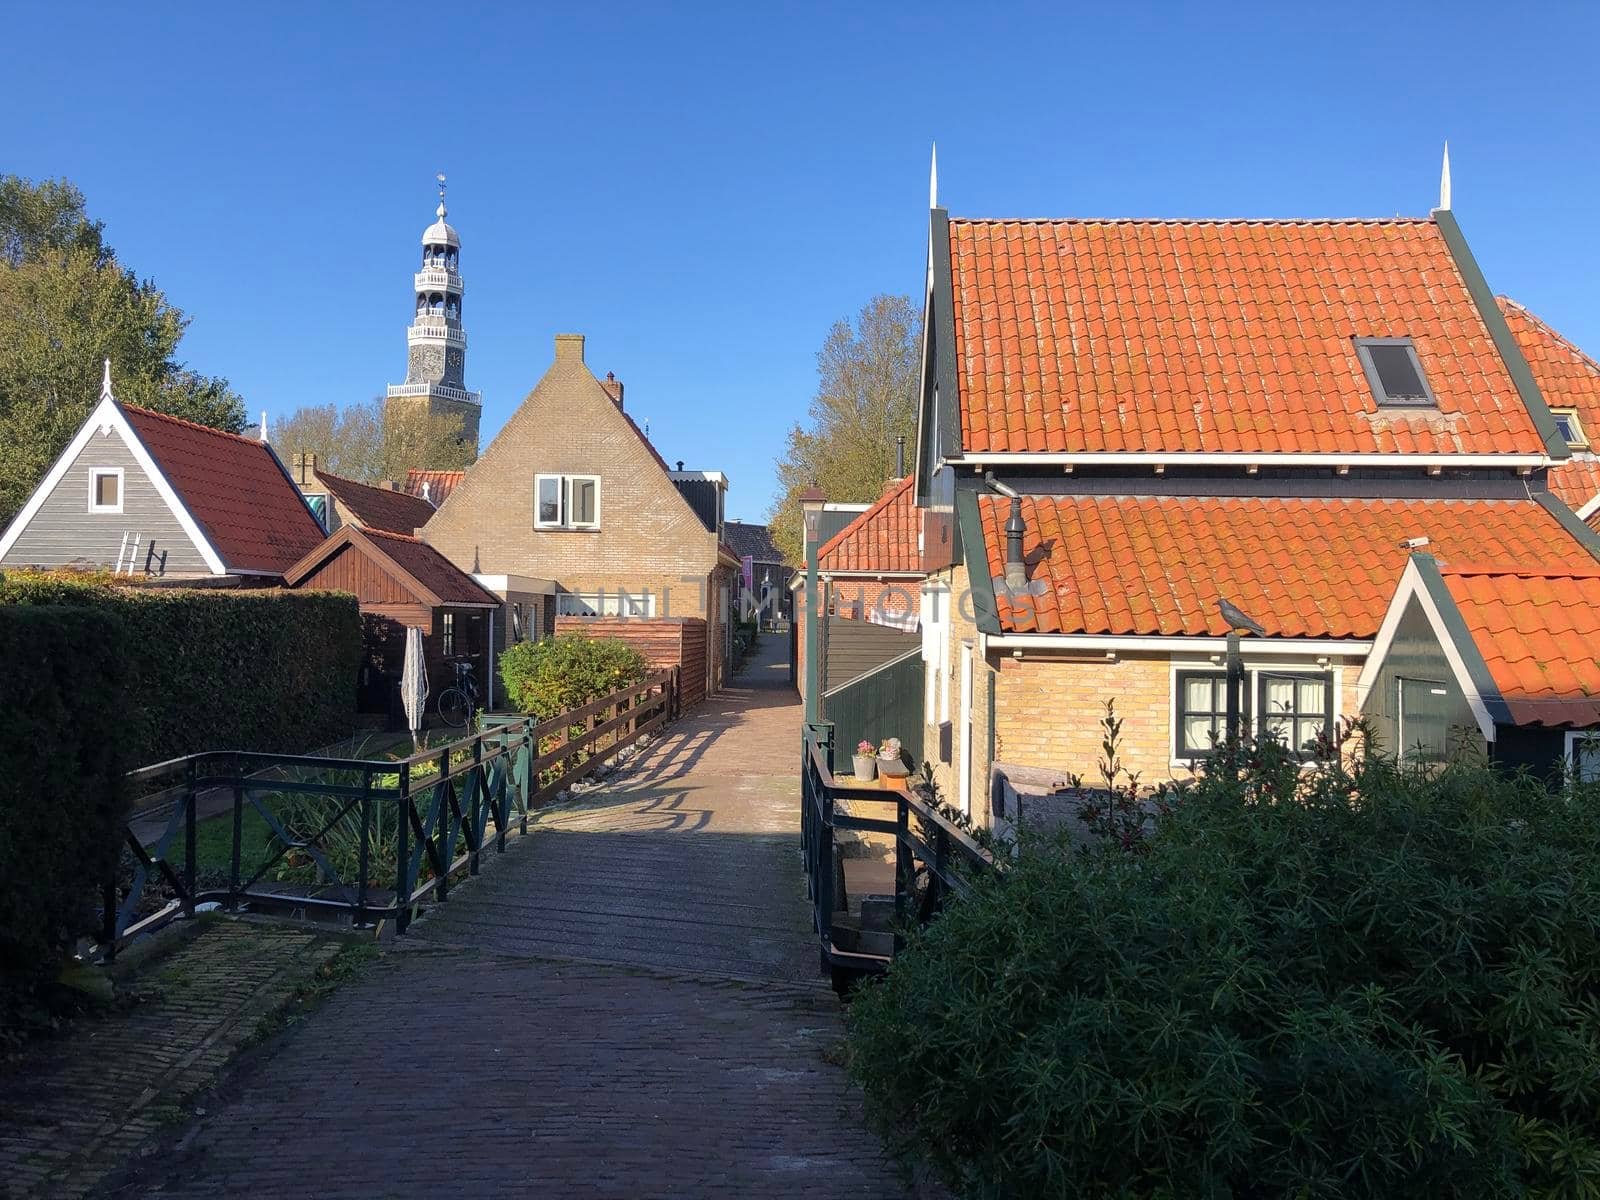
[9,2,1599,522]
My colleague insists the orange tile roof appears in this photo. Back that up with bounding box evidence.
[817,476,921,574]
[403,469,465,505]
[1547,460,1600,512]
[977,494,1595,639]
[122,404,325,574]
[1498,297,1600,438]
[949,218,1548,457]
[1441,565,1600,727]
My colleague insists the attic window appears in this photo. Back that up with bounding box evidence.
[1551,408,1588,448]
[1355,338,1435,408]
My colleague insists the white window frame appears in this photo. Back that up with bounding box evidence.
[1168,660,1343,769]
[88,467,124,514]
[1551,407,1589,449]
[1564,730,1600,783]
[534,473,601,530]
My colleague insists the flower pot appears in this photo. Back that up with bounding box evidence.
[877,753,910,779]
[851,753,878,781]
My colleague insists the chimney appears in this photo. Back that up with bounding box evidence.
[294,451,318,486]
[1003,496,1027,592]
[554,333,585,363]
[676,460,684,471]
[383,480,402,491]
[895,435,906,478]
[601,370,624,408]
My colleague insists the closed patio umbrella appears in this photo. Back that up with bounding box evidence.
[401,625,428,749]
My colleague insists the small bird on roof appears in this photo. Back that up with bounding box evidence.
[1218,597,1266,636]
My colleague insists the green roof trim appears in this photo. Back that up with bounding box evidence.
[1533,490,1600,565]
[1410,551,1513,728]
[955,486,999,634]
[1432,209,1569,460]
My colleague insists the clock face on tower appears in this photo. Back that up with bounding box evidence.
[447,349,463,370]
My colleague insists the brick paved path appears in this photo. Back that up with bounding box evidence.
[115,636,907,1198]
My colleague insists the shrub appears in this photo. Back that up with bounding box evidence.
[0,570,362,765]
[0,605,129,1031]
[847,737,1600,1198]
[499,633,649,719]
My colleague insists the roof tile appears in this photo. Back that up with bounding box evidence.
[817,476,920,574]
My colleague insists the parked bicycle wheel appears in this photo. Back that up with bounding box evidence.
[437,686,470,728]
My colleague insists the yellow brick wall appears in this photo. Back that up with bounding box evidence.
[994,653,1172,784]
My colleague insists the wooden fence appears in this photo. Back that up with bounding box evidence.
[554,616,708,707]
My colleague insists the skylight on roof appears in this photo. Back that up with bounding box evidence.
[1551,408,1588,448]
[1356,338,1435,408]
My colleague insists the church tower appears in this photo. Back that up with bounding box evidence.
[385,175,481,456]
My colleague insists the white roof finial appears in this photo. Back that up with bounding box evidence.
[260,410,268,441]
[100,357,114,402]
[1438,141,1452,211]
[436,171,447,220]
[929,143,938,209]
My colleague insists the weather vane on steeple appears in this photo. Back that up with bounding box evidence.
[436,172,447,220]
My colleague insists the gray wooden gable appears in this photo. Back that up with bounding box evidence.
[0,420,214,576]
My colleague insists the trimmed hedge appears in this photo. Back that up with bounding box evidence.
[848,740,1600,1198]
[499,633,649,719]
[0,605,129,1029]
[0,570,362,765]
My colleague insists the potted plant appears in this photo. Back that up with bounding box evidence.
[878,736,910,778]
[851,739,878,781]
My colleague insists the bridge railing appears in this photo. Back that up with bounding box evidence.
[103,668,679,956]
[801,723,996,987]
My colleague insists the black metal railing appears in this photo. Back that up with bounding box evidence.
[103,669,679,955]
[801,723,996,986]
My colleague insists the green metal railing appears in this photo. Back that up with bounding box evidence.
[103,669,679,955]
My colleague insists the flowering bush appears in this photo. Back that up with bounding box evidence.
[856,740,875,756]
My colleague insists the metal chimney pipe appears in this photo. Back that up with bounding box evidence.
[984,473,1027,592]
[895,435,906,478]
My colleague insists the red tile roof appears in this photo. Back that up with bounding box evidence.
[978,494,1595,639]
[1498,297,1600,515]
[121,405,325,574]
[949,218,1547,458]
[404,469,465,505]
[1547,460,1600,513]
[1498,297,1600,437]
[357,528,499,606]
[314,469,436,536]
[1441,565,1600,727]
[817,476,921,574]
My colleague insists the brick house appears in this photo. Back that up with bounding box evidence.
[723,519,793,623]
[907,186,1600,826]
[0,367,324,583]
[420,332,740,700]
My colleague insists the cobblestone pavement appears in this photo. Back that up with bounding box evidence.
[0,921,342,1200]
[111,636,908,1198]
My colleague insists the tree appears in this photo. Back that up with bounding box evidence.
[0,176,246,523]
[768,294,921,564]
[272,398,474,483]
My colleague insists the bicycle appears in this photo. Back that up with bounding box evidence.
[436,658,479,729]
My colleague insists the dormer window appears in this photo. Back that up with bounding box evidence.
[1356,337,1435,408]
[1551,408,1588,449]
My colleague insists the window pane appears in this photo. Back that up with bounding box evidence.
[1556,414,1577,442]
[1263,678,1295,714]
[1367,343,1428,402]
[95,473,118,507]
[571,479,596,525]
[1297,719,1326,753]
[1298,679,1327,713]
[537,477,561,525]
[1264,716,1292,744]
[1184,717,1217,753]
[1185,677,1216,712]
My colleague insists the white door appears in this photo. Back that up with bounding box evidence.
[959,642,974,818]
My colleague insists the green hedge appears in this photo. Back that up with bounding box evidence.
[499,633,649,719]
[847,740,1600,1198]
[0,605,129,1029]
[0,570,362,765]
